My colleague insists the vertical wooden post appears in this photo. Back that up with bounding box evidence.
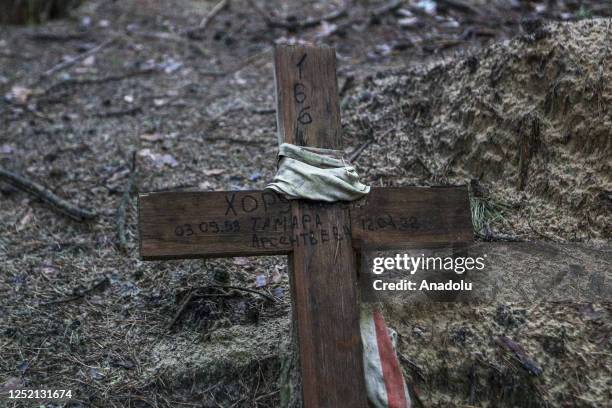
[274,45,368,407]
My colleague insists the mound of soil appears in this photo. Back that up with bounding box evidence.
[384,242,611,407]
[344,18,612,243]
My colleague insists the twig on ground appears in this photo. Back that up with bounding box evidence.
[349,127,395,163]
[247,0,348,31]
[208,285,279,303]
[0,167,97,221]
[41,277,110,305]
[437,0,481,15]
[43,68,157,95]
[40,37,118,80]
[197,70,226,77]
[18,240,91,255]
[251,107,275,114]
[184,0,230,38]
[167,284,277,330]
[324,0,402,37]
[348,139,373,163]
[204,135,271,145]
[228,46,272,75]
[144,183,199,193]
[167,290,196,331]
[28,31,91,42]
[398,353,426,381]
[95,107,142,118]
[116,151,138,253]
[246,0,274,26]
[371,0,403,19]
[339,75,355,97]
[131,31,208,56]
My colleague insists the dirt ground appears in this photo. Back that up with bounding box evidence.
[0,1,610,407]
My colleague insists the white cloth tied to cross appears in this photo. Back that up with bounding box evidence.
[265,143,411,408]
[265,143,370,201]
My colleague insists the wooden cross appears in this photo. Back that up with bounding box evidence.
[138,45,472,407]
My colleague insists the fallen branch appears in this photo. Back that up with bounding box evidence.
[43,68,157,95]
[132,31,208,57]
[40,37,118,80]
[247,0,348,31]
[210,285,278,303]
[184,0,230,38]
[495,335,543,376]
[41,277,110,305]
[167,290,196,331]
[0,167,97,221]
[398,353,426,382]
[28,31,91,42]
[228,46,272,75]
[116,151,138,253]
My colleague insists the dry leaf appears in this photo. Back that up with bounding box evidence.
[271,267,282,283]
[16,209,33,232]
[233,257,249,266]
[138,148,178,168]
[82,55,96,66]
[316,21,337,38]
[6,85,32,105]
[0,144,14,154]
[198,181,214,190]
[140,133,164,142]
[202,168,225,176]
[398,17,419,28]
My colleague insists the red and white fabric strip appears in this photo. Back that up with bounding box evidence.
[361,307,411,408]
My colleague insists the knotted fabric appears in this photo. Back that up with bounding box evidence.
[265,143,370,201]
[265,143,411,408]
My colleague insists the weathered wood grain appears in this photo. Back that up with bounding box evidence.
[351,186,473,249]
[138,187,472,260]
[137,43,474,408]
[138,190,292,260]
[274,44,369,408]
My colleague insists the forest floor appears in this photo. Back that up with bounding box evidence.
[0,1,610,407]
